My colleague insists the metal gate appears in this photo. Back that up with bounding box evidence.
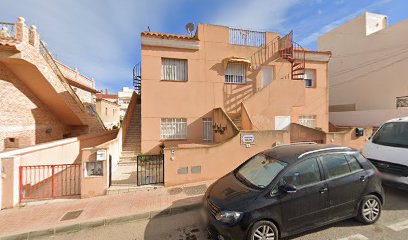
[19,164,81,202]
[137,154,164,186]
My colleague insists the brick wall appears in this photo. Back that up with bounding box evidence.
[0,63,66,151]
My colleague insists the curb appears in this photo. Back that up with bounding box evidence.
[0,202,202,240]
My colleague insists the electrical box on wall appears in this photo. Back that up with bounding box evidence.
[355,128,364,137]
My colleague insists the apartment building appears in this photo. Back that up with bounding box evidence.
[139,24,331,153]
[118,87,134,120]
[319,12,408,127]
[95,98,120,129]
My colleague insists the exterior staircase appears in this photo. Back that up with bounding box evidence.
[228,113,242,130]
[122,104,141,153]
[110,103,141,187]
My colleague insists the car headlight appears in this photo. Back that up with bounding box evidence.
[215,211,243,223]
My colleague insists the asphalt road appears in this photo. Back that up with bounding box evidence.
[41,186,408,240]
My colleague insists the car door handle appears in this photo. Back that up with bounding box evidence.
[319,187,328,194]
[360,176,368,182]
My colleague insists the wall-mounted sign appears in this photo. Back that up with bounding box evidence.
[96,149,107,161]
[241,134,255,145]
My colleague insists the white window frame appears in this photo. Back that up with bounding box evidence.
[202,118,213,144]
[160,118,187,140]
[299,115,317,129]
[161,58,188,81]
[304,69,316,88]
[225,62,246,84]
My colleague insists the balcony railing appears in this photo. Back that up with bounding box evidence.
[229,28,266,47]
[0,22,16,39]
[396,96,408,108]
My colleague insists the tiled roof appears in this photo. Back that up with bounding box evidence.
[95,93,118,100]
[141,31,196,40]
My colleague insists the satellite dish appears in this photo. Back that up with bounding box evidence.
[185,22,195,36]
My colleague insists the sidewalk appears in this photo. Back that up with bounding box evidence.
[0,180,214,239]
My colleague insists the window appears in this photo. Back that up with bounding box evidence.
[282,158,321,188]
[299,115,316,128]
[161,58,188,81]
[345,155,363,172]
[85,162,103,176]
[372,122,408,148]
[236,153,287,189]
[113,109,116,116]
[160,118,187,139]
[304,69,316,88]
[202,118,213,143]
[225,63,246,84]
[320,154,351,179]
[105,107,108,116]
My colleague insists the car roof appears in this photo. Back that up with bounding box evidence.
[262,143,356,164]
[385,116,408,123]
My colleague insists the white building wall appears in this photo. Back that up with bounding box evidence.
[319,12,408,125]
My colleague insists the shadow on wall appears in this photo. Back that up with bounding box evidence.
[144,110,214,155]
[0,72,66,151]
[222,70,258,114]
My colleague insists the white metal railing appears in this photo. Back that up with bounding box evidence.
[229,28,266,47]
[396,96,408,108]
[225,62,246,84]
[160,118,187,140]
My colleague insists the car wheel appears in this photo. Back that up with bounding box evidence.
[247,220,279,240]
[356,195,382,224]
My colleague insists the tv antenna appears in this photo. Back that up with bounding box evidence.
[185,22,195,36]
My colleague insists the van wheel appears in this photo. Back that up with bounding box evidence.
[247,220,279,240]
[356,195,381,224]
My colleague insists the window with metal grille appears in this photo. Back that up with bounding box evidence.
[202,118,213,143]
[160,118,187,139]
[299,115,316,128]
[225,63,246,84]
[304,69,316,88]
[161,58,188,81]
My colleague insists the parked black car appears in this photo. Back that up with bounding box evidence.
[204,144,384,240]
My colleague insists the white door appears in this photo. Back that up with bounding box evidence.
[261,67,273,89]
[275,116,291,130]
[203,118,213,143]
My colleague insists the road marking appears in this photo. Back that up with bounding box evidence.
[387,219,408,231]
[338,234,368,240]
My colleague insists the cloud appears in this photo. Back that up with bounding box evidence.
[210,0,300,31]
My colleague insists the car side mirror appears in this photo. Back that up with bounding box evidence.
[279,184,297,194]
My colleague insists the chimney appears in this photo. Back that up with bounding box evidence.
[105,88,108,95]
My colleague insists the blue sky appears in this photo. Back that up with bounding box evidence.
[1,0,407,93]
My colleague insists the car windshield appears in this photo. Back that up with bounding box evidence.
[235,153,287,189]
[372,122,408,148]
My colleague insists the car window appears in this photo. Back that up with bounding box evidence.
[282,158,321,188]
[320,154,351,179]
[236,153,287,189]
[345,155,363,172]
[372,122,408,148]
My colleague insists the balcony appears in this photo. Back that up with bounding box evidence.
[229,27,266,47]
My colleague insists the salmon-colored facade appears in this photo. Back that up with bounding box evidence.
[140,24,331,153]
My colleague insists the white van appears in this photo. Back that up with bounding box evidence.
[363,117,408,189]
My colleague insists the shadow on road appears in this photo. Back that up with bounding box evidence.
[144,196,208,240]
[143,185,408,240]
